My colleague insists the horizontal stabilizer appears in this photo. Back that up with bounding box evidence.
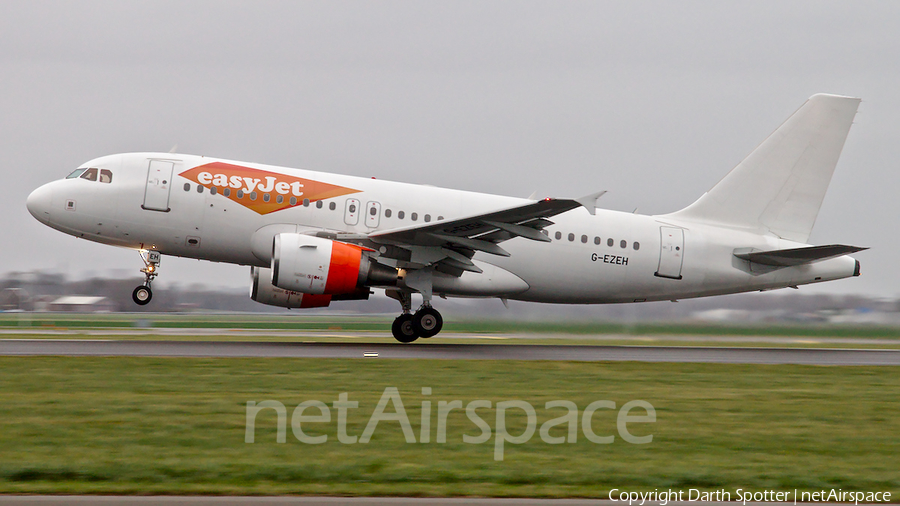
[734,244,867,267]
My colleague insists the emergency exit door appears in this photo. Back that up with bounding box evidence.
[142,160,174,212]
[655,226,684,280]
[365,201,381,228]
[344,198,360,226]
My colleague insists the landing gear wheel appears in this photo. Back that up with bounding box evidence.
[392,314,419,343]
[134,250,161,306]
[132,285,152,306]
[413,306,443,338]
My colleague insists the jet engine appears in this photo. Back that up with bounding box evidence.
[250,266,333,308]
[271,233,397,294]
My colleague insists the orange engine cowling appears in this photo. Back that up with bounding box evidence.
[270,233,397,295]
[250,266,332,308]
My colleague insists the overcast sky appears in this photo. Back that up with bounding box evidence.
[3,1,898,299]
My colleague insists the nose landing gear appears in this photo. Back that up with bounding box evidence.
[132,285,152,305]
[132,250,160,306]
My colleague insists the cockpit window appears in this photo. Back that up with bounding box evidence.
[80,168,99,182]
[66,168,86,179]
[99,169,113,183]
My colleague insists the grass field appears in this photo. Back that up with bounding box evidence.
[0,356,897,496]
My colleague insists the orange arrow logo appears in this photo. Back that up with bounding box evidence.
[179,162,360,215]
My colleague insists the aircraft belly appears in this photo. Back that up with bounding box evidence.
[433,261,529,297]
[490,220,711,304]
[489,236,636,304]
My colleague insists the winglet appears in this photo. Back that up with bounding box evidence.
[574,191,607,215]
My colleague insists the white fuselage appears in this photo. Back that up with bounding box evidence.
[27,152,859,304]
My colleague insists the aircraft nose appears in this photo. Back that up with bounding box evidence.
[26,183,53,224]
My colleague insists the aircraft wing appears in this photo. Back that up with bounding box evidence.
[366,192,604,273]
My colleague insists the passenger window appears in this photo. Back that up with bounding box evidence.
[249,192,257,201]
[424,214,431,222]
[411,212,418,221]
[385,209,392,218]
[607,238,614,247]
[303,199,310,207]
[555,231,562,240]
[99,169,113,183]
[620,240,627,249]
[66,169,86,179]
[594,236,600,245]
[237,190,244,199]
[184,183,191,192]
[316,200,323,209]
[568,233,575,242]
[263,193,270,202]
[276,195,283,204]
[223,188,231,197]
[210,186,218,195]
[581,235,588,244]
[197,185,204,193]
[398,211,405,219]
[80,168,98,182]
[329,202,336,211]
[290,196,297,206]
[633,242,640,251]
[369,207,377,216]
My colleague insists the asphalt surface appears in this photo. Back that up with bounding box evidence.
[1,340,898,365]
[4,327,900,346]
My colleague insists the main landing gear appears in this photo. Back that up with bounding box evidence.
[132,250,161,306]
[386,289,443,343]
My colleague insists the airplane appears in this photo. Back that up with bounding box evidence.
[27,94,866,343]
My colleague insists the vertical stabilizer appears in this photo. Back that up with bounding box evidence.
[668,94,860,242]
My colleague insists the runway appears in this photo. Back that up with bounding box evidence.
[1,340,898,365]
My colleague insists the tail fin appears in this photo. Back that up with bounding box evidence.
[668,94,860,242]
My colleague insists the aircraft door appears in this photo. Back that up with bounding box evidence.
[142,160,174,212]
[365,201,381,228]
[344,198,360,226]
[655,226,684,280]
